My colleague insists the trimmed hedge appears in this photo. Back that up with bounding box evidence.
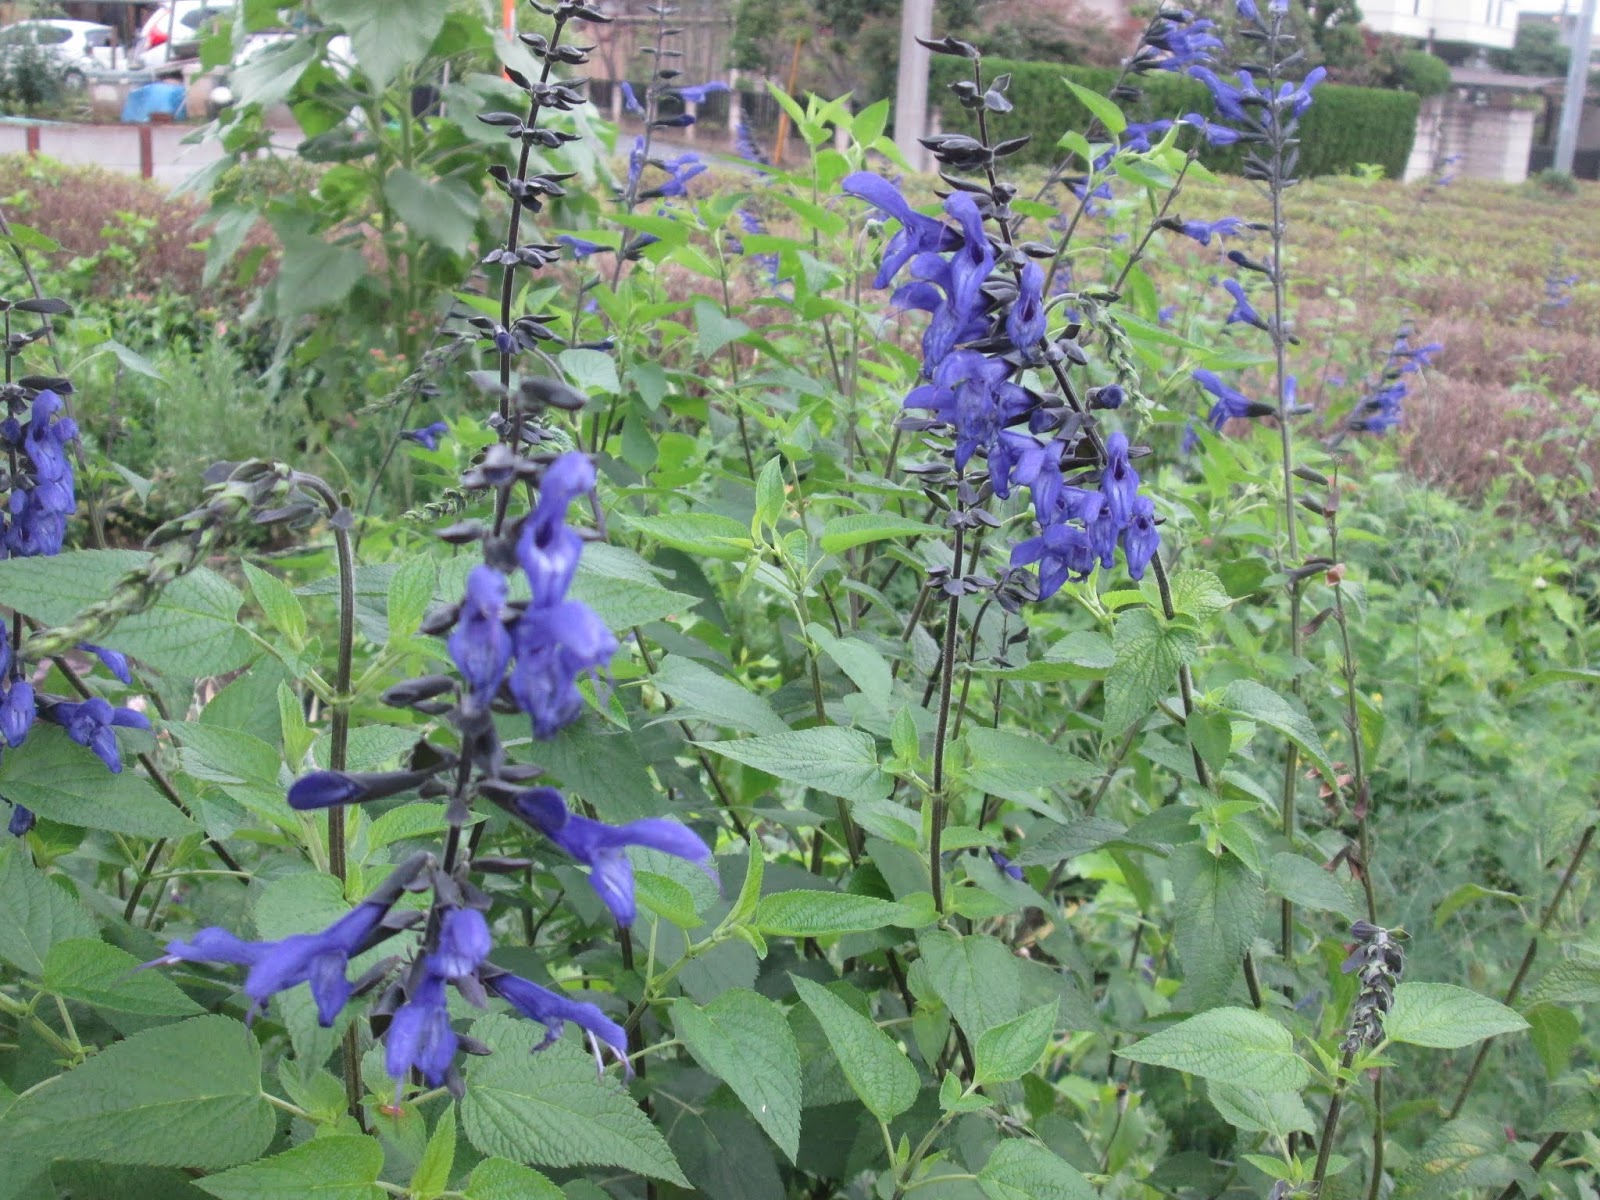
[928,58,1420,179]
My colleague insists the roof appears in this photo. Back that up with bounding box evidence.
[1449,65,1564,90]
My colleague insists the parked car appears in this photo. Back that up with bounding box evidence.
[131,1,234,69]
[0,19,117,87]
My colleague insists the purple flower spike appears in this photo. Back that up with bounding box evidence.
[401,422,449,452]
[509,786,712,927]
[449,566,513,712]
[386,969,458,1085]
[43,696,149,773]
[430,908,492,980]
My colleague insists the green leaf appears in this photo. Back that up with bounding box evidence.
[385,555,438,643]
[0,727,197,837]
[0,844,97,974]
[1170,845,1264,1009]
[1526,960,1600,1006]
[653,656,789,736]
[1516,666,1600,696]
[241,561,307,647]
[1207,1083,1315,1137]
[1267,852,1359,919]
[754,456,786,531]
[700,727,889,804]
[273,232,368,321]
[42,939,203,1017]
[1104,608,1197,733]
[461,1014,687,1185]
[693,299,750,358]
[1524,1004,1580,1079]
[979,1140,1097,1200]
[808,623,892,708]
[755,891,916,937]
[964,728,1097,810]
[318,0,446,90]
[1431,881,1521,930]
[383,169,479,256]
[196,1136,384,1200]
[1394,1117,1519,1200]
[0,1015,275,1169]
[1167,569,1232,620]
[1062,77,1127,136]
[1120,1008,1310,1091]
[625,513,753,561]
[559,348,621,396]
[670,989,803,1161]
[790,976,919,1123]
[462,1158,563,1200]
[917,929,1024,1041]
[410,1106,457,1200]
[973,1001,1057,1084]
[1383,983,1529,1049]
[0,550,251,679]
[1220,680,1338,790]
[818,513,941,555]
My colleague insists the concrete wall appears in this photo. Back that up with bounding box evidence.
[1406,92,1537,184]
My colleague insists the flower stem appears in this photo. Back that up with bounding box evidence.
[929,525,966,915]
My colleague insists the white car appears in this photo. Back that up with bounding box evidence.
[132,1,235,69]
[0,19,117,86]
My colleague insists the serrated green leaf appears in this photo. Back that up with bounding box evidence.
[964,728,1097,811]
[1526,960,1600,1007]
[1207,1082,1315,1137]
[42,939,203,1017]
[317,0,446,90]
[461,1014,687,1185]
[917,929,1024,1041]
[1395,1117,1519,1200]
[0,550,250,680]
[653,656,788,736]
[0,727,196,837]
[1105,608,1197,733]
[1384,983,1528,1049]
[462,1158,563,1200]
[818,513,941,555]
[386,555,438,643]
[979,1139,1097,1200]
[699,727,889,804]
[569,572,700,629]
[410,1106,456,1200]
[0,1015,274,1169]
[1267,852,1359,919]
[671,989,802,1160]
[1062,77,1127,136]
[367,804,455,851]
[1220,680,1337,791]
[974,1001,1057,1084]
[241,561,308,646]
[0,844,97,974]
[790,976,919,1123]
[755,891,916,937]
[624,513,753,561]
[1120,1008,1310,1091]
[1171,844,1264,1009]
[1431,881,1521,930]
[1167,569,1232,620]
[197,1136,384,1200]
[693,298,750,358]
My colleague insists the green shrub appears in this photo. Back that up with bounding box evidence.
[929,58,1421,179]
[1394,49,1452,97]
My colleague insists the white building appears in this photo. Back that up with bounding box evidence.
[1360,0,1519,48]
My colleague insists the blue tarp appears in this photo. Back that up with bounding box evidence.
[121,81,186,123]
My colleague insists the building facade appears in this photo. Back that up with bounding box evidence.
[1359,0,1519,48]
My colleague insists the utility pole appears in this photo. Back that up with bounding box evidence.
[1555,0,1597,173]
[894,0,934,171]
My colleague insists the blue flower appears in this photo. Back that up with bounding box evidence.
[558,234,609,260]
[1222,279,1270,332]
[619,80,644,115]
[1237,0,1264,24]
[401,422,449,451]
[44,696,149,773]
[1179,112,1244,146]
[1010,523,1096,600]
[7,803,34,837]
[1121,495,1160,580]
[508,600,618,740]
[487,972,631,1073]
[450,566,514,713]
[509,787,712,927]
[674,81,729,104]
[80,643,131,685]
[0,681,35,748]
[1188,67,1251,123]
[1175,216,1245,246]
[734,119,770,165]
[1007,260,1046,354]
[517,453,593,608]
[161,900,391,1025]
[652,153,706,198]
[386,969,457,1086]
[1101,431,1140,527]
[429,908,492,980]
[843,171,958,290]
[989,850,1024,881]
[1192,368,1277,432]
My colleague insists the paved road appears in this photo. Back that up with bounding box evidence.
[0,119,297,187]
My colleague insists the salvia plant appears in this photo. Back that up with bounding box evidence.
[0,2,1594,1200]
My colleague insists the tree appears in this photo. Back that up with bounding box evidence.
[1491,19,1570,76]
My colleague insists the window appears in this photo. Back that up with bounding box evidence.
[37,24,72,45]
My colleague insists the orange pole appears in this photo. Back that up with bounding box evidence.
[503,0,515,34]
[772,35,803,165]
